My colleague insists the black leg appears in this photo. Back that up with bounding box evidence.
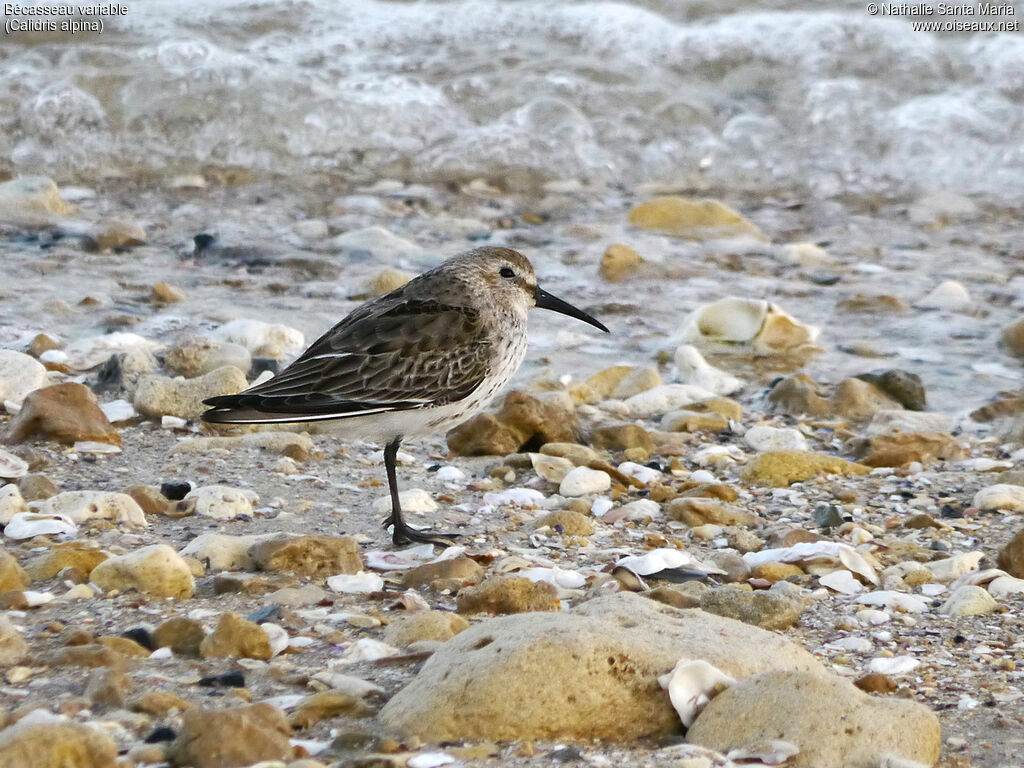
[382,437,459,547]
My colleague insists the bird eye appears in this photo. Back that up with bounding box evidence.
[499,267,515,278]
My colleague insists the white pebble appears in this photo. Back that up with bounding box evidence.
[0,350,47,405]
[743,425,807,452]
[327,571,384,594]
[868,656,920,675]
[559,466,611,497]
[372,489,437,515]
[972,484,1024,513]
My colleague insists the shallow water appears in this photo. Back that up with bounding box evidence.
[3,0,1024,199]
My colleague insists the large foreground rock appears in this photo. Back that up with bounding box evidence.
[687,670,940,768]
[168,703,291,768]
[379,592,823,742]
[0,722,118,768]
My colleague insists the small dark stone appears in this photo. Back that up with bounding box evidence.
[144,726,176,743]
[193,233,217,253]
[813,504,844,531]
[160,481,192,501]
[426,464,442,473]
[548,746,583,762]
[93,354,122,393]
[121,627,154,650]
[249,357,280,378]
[246,604,281,624]
[940,503,963,519]
[197,670,246,688]
[855,369,926,411]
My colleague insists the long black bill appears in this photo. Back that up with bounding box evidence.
[534,286,609,333]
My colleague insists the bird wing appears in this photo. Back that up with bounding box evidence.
[202,298,492,422]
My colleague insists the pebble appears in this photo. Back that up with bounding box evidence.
[168,703,291,768]
[164,337,252,378]
[0,350,48,406]
[151,281,185,303]
[0,722,118,768]
[589,423,654,452]
[938,585,997,617]
[3,511,77,540]
[628,196,767,241]
[0,484,28,523]
[199,613,272,659]
[210,319,305,358]
[0,176,72,226]
[915,280,972,312]
[624,384,717,418]
[699,587,805,630]
[249,535,363,577]
[372,488,437,515]
[62,332,160,371]
[559,466,611,496]
[90,544,195,598]
[680,298,819,356]
[674,345,742,395]
[599,243,644,282]
[5,382,120,446]
[183,485,258,520]
[135,366,248,419]
[327,572,385,594]
[1001,317,1024,357]
[743,425,807,453]
[741,451,870,486]
[0,615,29,666]
[973,483,1024,512]
[456,575,560,615]
[34,490,147,527]
[331,225,422,258]
[385,610,470,646]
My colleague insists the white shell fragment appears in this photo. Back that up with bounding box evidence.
[819,569,864,595]
[482,488,546,508]
[855,591,928,613]
[658,659,736,728]
[336,638,399,665]
[4,512,78,540]
[616,461,662,485]
[100,399,138,423]
[364,544,437,571]
[744,542,878,585]
[674,344,743,395]
[868,656,920,675]
[517,566,587,596]
[616,548,725,577]
[327,572,385,594]
[261,623,290,657]
[372,489,437,515]
[0,484,28,524]
[726,741,801,765]
[0,448,29,480]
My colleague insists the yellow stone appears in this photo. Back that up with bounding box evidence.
[628,197,768,241]
[742,451,870,487]
[599,244,644,282]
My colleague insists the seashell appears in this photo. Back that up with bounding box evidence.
[327,571,384,594]
[517,566,587,595]
[616,461,662,485]
[262,694,305,710]
[529,453,574,484]
[0,448,28,480]
[23,590,56,607]
[372,488,436,515]
[335,638,399,665]
[365,543,437,571]
[4,512,77,540]
[99,399,137,423]
[616,548,725,578]
[684,297,768,343]
[926,551,984,584]
[818,569,863,595]
[261,622,290,657]
[744,542,878,585]
[407,752,456,768]
[658,659,735,728]
[868,655,920,675]
[726,740,800,765]
[855,591,928,613]
[73,441,122,455]
[674,344,743,395]
[482,488,546,508]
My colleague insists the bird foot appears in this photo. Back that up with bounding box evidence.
[387,518,460,548]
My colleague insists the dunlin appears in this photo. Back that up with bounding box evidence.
[202,246,608,546]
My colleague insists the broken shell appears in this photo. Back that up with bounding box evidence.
[658,659,736,728]
[616,548,725,578]
[0,448,29,480]
[744,542,878,585]
[529,453,575,484]
[4,512,78,540]
[336,638,399,665]
[327,572,385,594]
[261,623,290,657]
[818,569,864,595]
